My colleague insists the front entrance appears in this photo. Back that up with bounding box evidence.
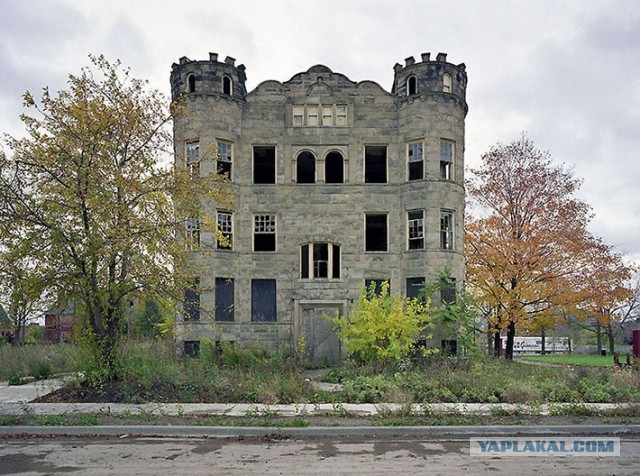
[294,301,344,366]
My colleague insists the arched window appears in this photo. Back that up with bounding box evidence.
[407,76,417,95]
[325,151,344,184]
[443,73,452,93]
[187,74,196,93]
[296,151,315,183]
[222,76,232,95]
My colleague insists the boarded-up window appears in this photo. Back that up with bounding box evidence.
[325,152,344,184]
[406,277,425,301]
[215,278,234,322]
[251,279,276,322]
[184,277,200,321]
[253,146,276,184]
[296,151,316,183]
[293,105,304,125]
[365,213,388,251]
[365,146,387,183]
[322,105,333,126]
[307,105,318,126]
[336,105,347,126]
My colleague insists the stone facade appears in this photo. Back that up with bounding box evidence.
[170,52,468,364]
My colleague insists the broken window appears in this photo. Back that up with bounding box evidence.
[254,214,276,252]
[407,210,424,250]
[253,146,276,184]
[407,76,417,95]
[440,139,454,180]
[364,146,387,183]
[300,243,341,279]
[407,141,424,181]
[222,75,232,95]
[186,141,200,179]
[440,210,454,250]
[251,279,276,322]
[184,340,200,358]
[296,151,316,183]
[325,151,344,184]
[365,279,387,297]
[184,277,200,321]
[187,74,196,93]
[406,277,426,301]
[217,140,233,179]
[185,217,200,250]
[215,277,234,322]
[441,277,457,305]
[443,73,452,93]
[365,213,388,251]
[217,211,233,250]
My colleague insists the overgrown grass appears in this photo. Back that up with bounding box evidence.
[0,343,87,381]
[520,353,617,367]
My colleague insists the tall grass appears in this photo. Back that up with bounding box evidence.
[0,344,87,380]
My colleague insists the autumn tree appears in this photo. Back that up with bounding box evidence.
[0,55,227,381]
[466,134,598,359]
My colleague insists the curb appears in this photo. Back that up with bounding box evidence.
[2,402,640,417]
[2,424,640,439]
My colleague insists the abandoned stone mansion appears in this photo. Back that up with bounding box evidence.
[170,51,468,364]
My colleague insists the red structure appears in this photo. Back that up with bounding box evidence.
[44,309,74,344]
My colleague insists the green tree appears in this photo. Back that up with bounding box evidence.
[0,55,228,381]
[326,281,435,365]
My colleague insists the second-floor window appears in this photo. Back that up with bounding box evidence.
[440,210,454,250]
[440,139,454,180]
[253,146,276,184]
[296,151,316,183]
[407,210,424,250]
[364,146,387,183]
[365,213,388,251]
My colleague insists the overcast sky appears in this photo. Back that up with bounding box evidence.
[1,0,639,262]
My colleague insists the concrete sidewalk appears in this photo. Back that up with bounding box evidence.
[0,378,69,404]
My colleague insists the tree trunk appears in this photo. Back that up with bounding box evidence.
[607,326,615,354]
[541,327,546,355]
[505,320,516,360]
[596,321,602,353]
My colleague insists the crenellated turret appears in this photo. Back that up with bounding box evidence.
[392,52,467,113]
[170,52,247,101]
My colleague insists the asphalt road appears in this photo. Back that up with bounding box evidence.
[1,434,639,475]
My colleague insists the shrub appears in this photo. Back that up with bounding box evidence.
[325,281,436,365]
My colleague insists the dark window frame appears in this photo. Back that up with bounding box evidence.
[365,213,388,252]
[251,279,277,322]
[325,151,344,184]
[253,146,276,184]
[296,151,316,184]
[364,145,387,184]
[215,277,235,322]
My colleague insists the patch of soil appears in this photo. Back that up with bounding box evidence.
[34,380,189,403]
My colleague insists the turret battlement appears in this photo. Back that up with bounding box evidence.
[170,52,247,101]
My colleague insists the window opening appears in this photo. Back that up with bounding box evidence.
[254,214,276,251]
[217,211,233,249]
[408,142,424,181]
[186,141,200,179]
[406,277,426,301]
[217,140,232,178]
[440,210,454,250]
[407,76,417,95]
[443,73,452,93]
[408,210,424,250]
[184,277,200,321]
[253,146,276,183]
[296,151,316,183]
[365,213,388,251]
[300,243,341,279]
[187,74,196,93]
[325,151,344,183]
[222,76,232,95]
[364,146,387,183]
[440,140,454,180]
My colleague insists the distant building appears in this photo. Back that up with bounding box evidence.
[44,303,74,344]
[171,52,468,364]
